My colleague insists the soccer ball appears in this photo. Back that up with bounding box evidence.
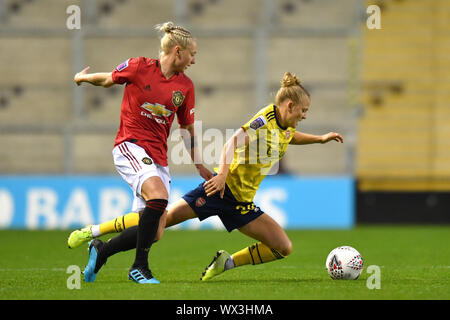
[325,246,364,280]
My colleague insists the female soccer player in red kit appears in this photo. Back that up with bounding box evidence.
[73,22,212,284]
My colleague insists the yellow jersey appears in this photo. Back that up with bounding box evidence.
[225,104,295,202]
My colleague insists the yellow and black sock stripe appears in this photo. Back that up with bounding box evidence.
[114,215,125,232]
[232,242,285,267]
[270,248,285,260]
[248,243,262,265]
[99,212,140,236]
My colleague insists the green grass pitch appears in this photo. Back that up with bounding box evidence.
[0,225,449,300]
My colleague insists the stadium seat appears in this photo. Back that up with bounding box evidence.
[0,86,72,125]
[96,0,174,28]
[4,0,82,28]
[268,37,349,84]
[84,37,161,73]
[72,133,116,173]
[188,37,254,86]
[0,37,72,87]
[186,0,260,28]
[0,133,65,173]
[356,0,450,191]
[275,0,356,29]
[83,85,121,125]
[194,85,255,128]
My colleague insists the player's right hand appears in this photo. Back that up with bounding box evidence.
[74,66,90,86]
[204,173,226,199]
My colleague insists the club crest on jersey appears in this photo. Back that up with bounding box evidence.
[140,102,173,117]
[286,130,291,139]
[116,59,129,72]
[172,91,185,107]
[142,157,153,165]
[249,116,267,130]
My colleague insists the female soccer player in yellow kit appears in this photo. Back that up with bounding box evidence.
[68,72,343,281]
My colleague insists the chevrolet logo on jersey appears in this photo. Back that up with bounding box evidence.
[140,102,173,117]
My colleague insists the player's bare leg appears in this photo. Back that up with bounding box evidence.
[238,213,293,257]
[166,199,197,227]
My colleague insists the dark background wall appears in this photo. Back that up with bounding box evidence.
[357,191,450,224]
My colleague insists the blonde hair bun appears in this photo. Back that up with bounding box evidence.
[281,72,301,88]
[275,72,310,106]
[155,21,175,33]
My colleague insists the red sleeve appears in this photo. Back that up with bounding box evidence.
[111,57,140,84]
[176,83,195,126]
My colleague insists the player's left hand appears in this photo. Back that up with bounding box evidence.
[321,132,344,144]
[196,164,214,181]
[204,173,226,198]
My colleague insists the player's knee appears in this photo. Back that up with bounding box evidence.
[141,178,169,201]
[279,240,293,257]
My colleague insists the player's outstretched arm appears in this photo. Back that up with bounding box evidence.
[289,131,343,145]
[74,66,115,88]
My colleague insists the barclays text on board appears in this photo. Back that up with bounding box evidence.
[0,176,354,230]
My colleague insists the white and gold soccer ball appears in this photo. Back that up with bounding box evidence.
[325,246,364,280]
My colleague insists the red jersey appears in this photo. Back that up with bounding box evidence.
[112,57,195,166]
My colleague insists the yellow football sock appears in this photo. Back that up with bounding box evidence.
[231,242,285,267]
[98,212,140,235]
